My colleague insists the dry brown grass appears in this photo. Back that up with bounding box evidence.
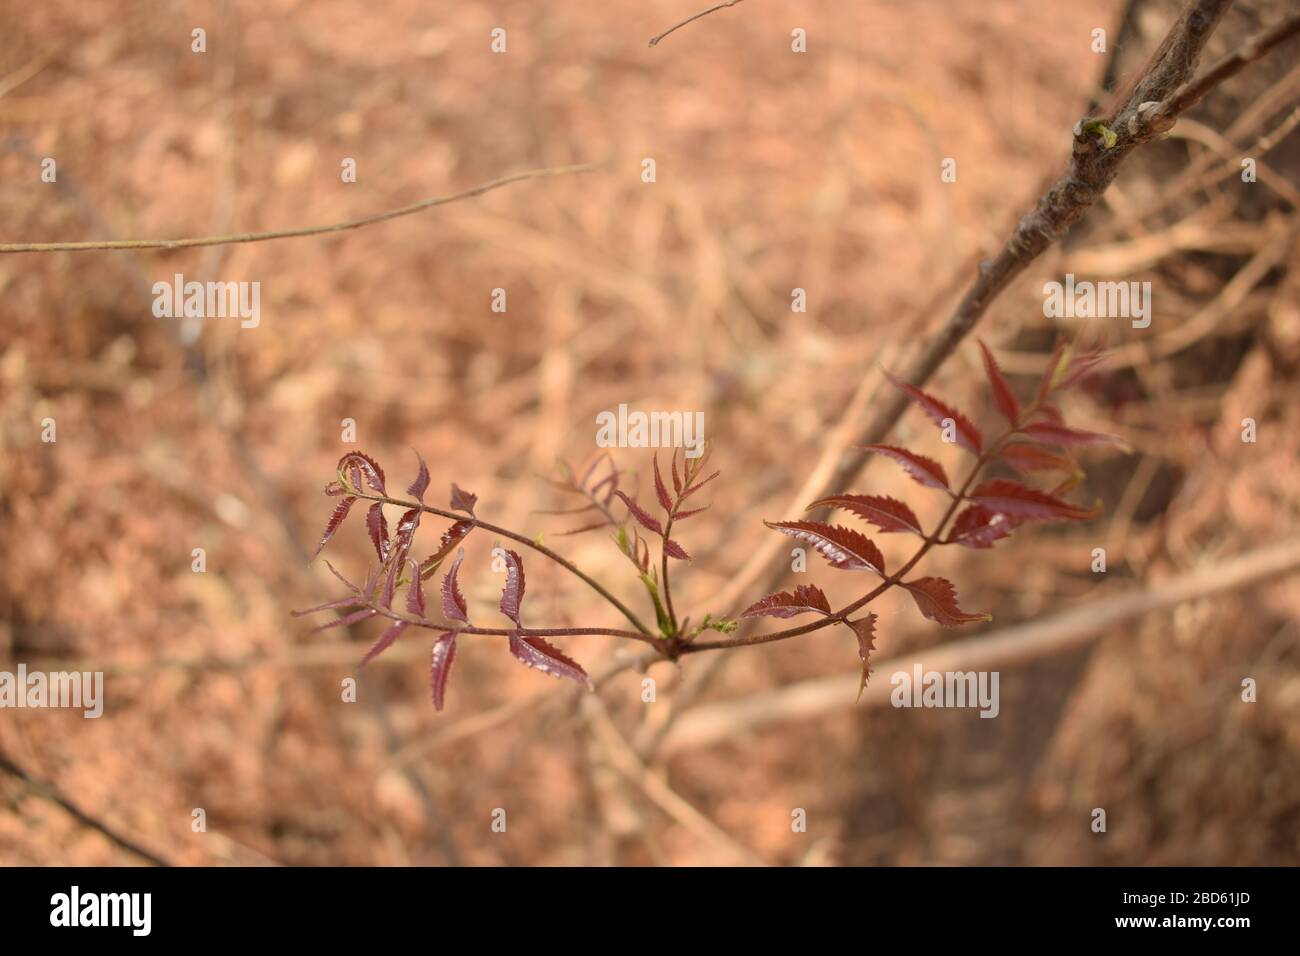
[1,0,1297,866]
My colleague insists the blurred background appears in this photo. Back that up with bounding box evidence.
[1,0,1298,865]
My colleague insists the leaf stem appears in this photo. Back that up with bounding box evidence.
[684,419,1028,653]
[354,492,656,637]
[661,513,679,636]
[361,602,660,645]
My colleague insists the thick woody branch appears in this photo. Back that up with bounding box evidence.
[819,0,1237,500]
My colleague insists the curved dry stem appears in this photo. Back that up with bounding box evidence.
[0,164,597,254]
[355,598,658,645]
[648,0,745,47]
[354,491,656,638]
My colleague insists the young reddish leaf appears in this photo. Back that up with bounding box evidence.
[978,340,1020,425]
[1020,421,1126,449]
[673,504,710,521]
[663,537,691,561]
[1049,473,1085,498]
[337,452,386,495]
[291,596,362,617]
[614,491,664,535]
[574,453,604,489]
[884,370,982,454]
[499,549,526,625]
[441,548,469,623]
[378,560,400,611]
[535,503,601,517]
[859,445,950,492]
[406,559,426,618]
[365,503,390,562]
[374,511,418,611]
[408,450,431,502]
[847,613,878,701]
[449,483,478,516]
[1029,403,1065,424]
[430,632,458,711]
[361,564,381,598]
[970,479,1097,521]
[652,452,674,512]
[590,468,620,505]
[618,526,652,575]
[763,521,886,576]
[684,443,715,483]
[361,620,408,666]
[391,507,421,557]
[312,496,358,560]
[808,494,923,537]
[670,448,683,495]
[998,444,1075,474]
[419,520,475,580]
[324,480,347,496]
[309,607,377,633]
[322,559,361,595]
[555,520,616,537]
[903,577,990,628]
[1057,346,1108,391]
[740,584,832,619]
[1037,343,1068,400]
[679,470,720,502]
[508,632,591,689]
[945,505,1020,549]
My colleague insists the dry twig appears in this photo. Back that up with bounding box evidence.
[648,1,746,48]
[0,164,596,254]
[0,747,173,866]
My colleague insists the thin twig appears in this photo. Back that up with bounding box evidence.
[1155,10,1300,119]
[648,0,746,47]
[0,748,172,866]
[583,696,767,865]
[1110,219,1300,365]
[0,48,60,101]
[0,164,597,254]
